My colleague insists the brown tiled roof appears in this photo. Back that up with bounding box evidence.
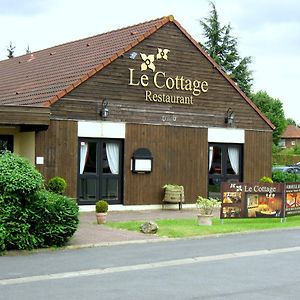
[282,125,300,138]
[0,15,274,129]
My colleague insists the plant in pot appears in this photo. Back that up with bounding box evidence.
[196,196,220,226]
[95,200,109,224]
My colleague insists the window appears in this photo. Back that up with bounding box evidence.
[208,143,243,198]
[0,135,13,152]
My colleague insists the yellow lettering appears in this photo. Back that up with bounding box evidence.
[145,90,152,101]
[153,71,165,88]
[128,68,140,86]
[201,81,208,93]
[140,74,149,87]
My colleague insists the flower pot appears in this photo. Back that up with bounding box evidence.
[197,214,213,226]
[96,212,107,224]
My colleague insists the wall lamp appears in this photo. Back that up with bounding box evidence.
[225,108,234,126]
[100,99,109,119]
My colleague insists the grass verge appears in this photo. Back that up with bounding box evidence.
[106,216,300,238]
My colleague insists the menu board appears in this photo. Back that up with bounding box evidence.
[285,182,300,216]
[221,182,285,219]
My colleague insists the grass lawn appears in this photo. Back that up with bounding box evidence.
[106,216,300,238]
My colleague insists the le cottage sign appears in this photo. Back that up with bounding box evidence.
[221,182,300,219]
[128,48,209,105]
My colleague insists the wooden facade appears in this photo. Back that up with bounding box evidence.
[35,120,78,197]
[0,17,274,207]
[244,130,273,182]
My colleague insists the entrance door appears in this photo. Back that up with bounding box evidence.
[208,143,243,198]
[78,138,123,205]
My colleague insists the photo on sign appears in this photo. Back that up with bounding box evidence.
[222,206,242,218]
[246,193,282,218]
[223,192,242,204]
[286,192,300,208]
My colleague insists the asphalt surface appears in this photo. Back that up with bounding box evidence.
[67,208,201,247]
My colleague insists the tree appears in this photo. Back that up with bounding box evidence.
[251,91,287,145]
[199,1,253,96]
[26,45,31,54]
[286,118,296,126]
[7,41,15,58]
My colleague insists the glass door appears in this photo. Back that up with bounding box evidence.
[78,138,123,205]
[208,143,243,198]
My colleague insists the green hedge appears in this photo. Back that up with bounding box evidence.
[0,152,79,252]
[272,154,300,166]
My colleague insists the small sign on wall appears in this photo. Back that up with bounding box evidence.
[36,156,44,165]
[131,148,153,174]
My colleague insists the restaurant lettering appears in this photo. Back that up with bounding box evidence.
[128,48,209,105]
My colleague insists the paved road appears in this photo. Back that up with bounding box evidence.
[1,228,300,299]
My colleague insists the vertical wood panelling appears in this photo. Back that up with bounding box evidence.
[124,124,208,205]
[35,120,78,197]
[244,130,273,182]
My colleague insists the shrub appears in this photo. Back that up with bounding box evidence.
[0,152,43,200]
[96,200,109,213]
[47,176,67,195]
[294,144,300,155]
[29,191,79,247]
[0,153,78,252]
[272,171,300,183]
[259,176,273,183]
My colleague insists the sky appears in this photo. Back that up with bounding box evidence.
[0,0,299,124]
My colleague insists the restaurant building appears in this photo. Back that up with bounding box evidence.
[0,16,274,207]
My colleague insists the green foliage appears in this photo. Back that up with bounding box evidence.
[272,154,300,166]
[294,144,300,155]
[163,184,183,190]
[47,176,67,195]
[0,153,78,251]
[259,176,273,183]
[7,41,15,59]
[196,196,220,215]
[0,152,43,200]
[272,171,300,183]
[286,118,296,126]
[199,1,253,96]
[250,91,287,144]
[272,144,281,154]
[28,191,79,247]
[96,200,109,213]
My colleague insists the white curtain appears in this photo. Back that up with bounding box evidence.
[106,143,119,174]
[228,146,239,175]
[208,146,213,171]
[80,142,88,174]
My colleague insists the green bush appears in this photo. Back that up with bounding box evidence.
[96,200,109,213]
[259,176,273,183]
[0,152,43,200]
[47,176,67,195]
[272,171,300,183]
[29,191,79,247]
[0,152,79,252]
[294,144,300,155]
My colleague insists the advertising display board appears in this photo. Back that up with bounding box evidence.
[221,182,285,219]
[285,182,300,216]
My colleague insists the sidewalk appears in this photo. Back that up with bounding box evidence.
[67,208,200,248]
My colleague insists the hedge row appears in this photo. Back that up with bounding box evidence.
[272,154,300,166]
[0,152,79,252]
